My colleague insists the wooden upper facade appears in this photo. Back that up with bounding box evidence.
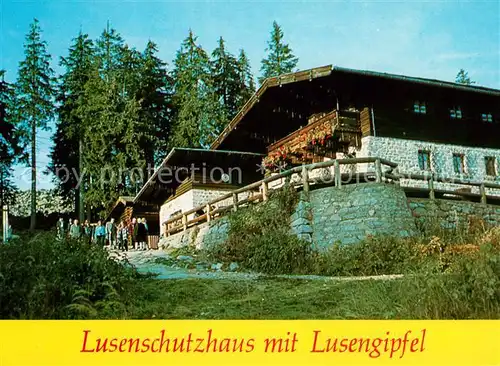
[211,65,500,153]
[133,148,264,205]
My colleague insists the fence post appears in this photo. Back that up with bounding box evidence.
[262,181,268,201]
[232,192,238,212]
[182,214,187,231]
[334,160,341,188]
[375,159,382,183]
[393,166,401,187]
[206,204,211,223]
[2,205,8,243]
[428,173,435,200]
[301,164,309,194]
[480,184,487,205]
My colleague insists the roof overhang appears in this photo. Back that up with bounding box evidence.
[210,65,500,152]
[134,148,265,204]
[106,196,134,220]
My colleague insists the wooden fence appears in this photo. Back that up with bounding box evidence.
[163,157,500,236]
[163,157,398,236]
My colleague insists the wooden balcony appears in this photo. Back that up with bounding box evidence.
[265,109,362,166]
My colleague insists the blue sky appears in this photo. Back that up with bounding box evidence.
[1,0,499,190]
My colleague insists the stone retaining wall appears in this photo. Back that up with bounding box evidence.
[157,183,500,251]
[158,217,229,250]
[309,183,418,247]
[408,198,500,229]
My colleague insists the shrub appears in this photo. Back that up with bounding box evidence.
[208,185,312,274]
[310,236,424,277]
[0,232,146,319]
[395,244,500,319]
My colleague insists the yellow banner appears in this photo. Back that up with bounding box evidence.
[0,321,498,366]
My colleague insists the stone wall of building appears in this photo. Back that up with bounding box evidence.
[158,217,229,250]
[192,188,252,210]
[309,183,418,247]
[408,198,500,229]
[356,136,500,196]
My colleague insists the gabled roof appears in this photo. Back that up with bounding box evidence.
[106,196,134,221]
[133,147,264,203]
[333,66,500,95]
[210,64,500,150]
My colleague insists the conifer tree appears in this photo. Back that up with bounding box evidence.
[455,69,475,85]
[236,49,256,109]
[50,31,94,220]
[79,66,141,213]
[211,37,240,123]
[14,19,56,230]
[95,22,125,79]
[170,29,213,148]
[137,40,174,165]
[0,70,19,207]
[259,21,298,85]
[77,24,145,213]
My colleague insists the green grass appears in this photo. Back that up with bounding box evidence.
[114,269,500,320]
[1,225,499,320]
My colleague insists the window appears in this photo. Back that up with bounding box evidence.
[418,150,431,170]
[485,157,497,176]
[450,106,462,119]
[413,101,426,114]
[452,154,465,175]
[481,113,493,122]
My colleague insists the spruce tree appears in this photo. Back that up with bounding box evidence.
[79,66,141,213]
[259,21,299,85]
[137,40,174,165]
[170,29,213,148]
[14,19,56,230]
[78,25,144,214]
[455,69,475,85]
[0,70,19,207]
[50,31,94,221]
[236,49,256,109]
[211,37,240,122]
[95,22,125,79]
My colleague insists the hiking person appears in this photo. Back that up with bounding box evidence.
[135,218,147,251]
[118,221,129,251]
[141,218,149,250]
[69,219,82,239]
[94,220,106,246]
[116,221,123,250]
[130,218,137,250]
[56,217,65,240]
[5,224,12,242]
[82,220,92,244]
[105,218,117,248]
[66,218,72,238]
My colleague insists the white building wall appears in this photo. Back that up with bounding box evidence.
[159,190,194,226]
[160,187,254,234]
[356,136,500,195]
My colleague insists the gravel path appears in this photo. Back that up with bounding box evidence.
[110,249,404,282]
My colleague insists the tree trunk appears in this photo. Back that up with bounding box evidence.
[0,168,4,207]
[78,137,84,222]
[29,122,36,231]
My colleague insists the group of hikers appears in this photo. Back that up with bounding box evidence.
[56,217,150,251]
